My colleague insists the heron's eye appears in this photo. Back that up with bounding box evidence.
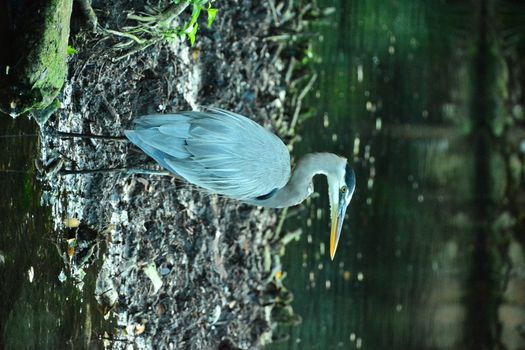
[340,185,348,193]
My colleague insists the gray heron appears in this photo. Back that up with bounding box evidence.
[124,108,356,259]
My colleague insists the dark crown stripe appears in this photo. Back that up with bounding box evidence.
[345,164,356,192]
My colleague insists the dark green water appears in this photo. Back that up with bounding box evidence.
[0,118,104,348]
[271,0,525,349]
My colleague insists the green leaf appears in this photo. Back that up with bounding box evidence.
[192,0,208,6]
[189,3,202,28]
[207,8,218,28]
[66,45,77,55]
[188,23,199,46]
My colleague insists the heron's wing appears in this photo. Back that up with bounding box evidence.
[125,109,291,200]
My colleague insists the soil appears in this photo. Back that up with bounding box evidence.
[39,0,313,348]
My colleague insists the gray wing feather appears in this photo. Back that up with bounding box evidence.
[125,108,291,200]
[125,130,182,173]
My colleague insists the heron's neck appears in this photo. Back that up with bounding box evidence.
[249,152,343,208]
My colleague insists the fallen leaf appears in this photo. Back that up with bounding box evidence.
[156,303,166,316]
[135,323,145,335]
[64,217,80,228]
[143,262,163,294]
[102,332,111,347]
[192,48,201,61]
[67,246,75,258]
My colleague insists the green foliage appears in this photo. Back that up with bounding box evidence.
[178,0,219,46]
[66,45,77,55]
[1,0,73,119]
[107,0,219,60]
[207,7,218,28]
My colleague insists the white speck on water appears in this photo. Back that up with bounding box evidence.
[325,280,331,289]
[323,113,330,128]
[318,263,324,271]
[418,195,424,202]
[357,64,363,82]
[367,178,374,189]
[375,117,382,130]
[357,272,364,281]
[396,304,403,312]
[28,266,34,283]
[58,270,67,283]
[332,133,338,142]
[353,136,360,156]
[356,337,362,348]
[307,234,313,243]
[366,198,372,205]
[350,333,356,341]
[320,243,325,255]
[364,145,371,161]
[388,46,395,54]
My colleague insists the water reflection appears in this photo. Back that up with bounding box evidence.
[271,0,525,349]
[0,118,107,348]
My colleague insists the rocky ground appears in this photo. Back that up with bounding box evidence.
[39,0,316,348]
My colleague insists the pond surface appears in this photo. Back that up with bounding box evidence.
[0,118,107,347]
[271,0,525,349]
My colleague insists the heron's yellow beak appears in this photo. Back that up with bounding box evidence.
[329,197,348,260]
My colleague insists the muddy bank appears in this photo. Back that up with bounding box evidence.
[39,0,316,348]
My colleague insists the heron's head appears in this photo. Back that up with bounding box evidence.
[327,160,356,260]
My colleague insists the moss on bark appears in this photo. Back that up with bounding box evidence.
[0,0,72,122]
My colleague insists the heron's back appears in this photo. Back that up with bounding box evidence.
[124,109,291,201]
